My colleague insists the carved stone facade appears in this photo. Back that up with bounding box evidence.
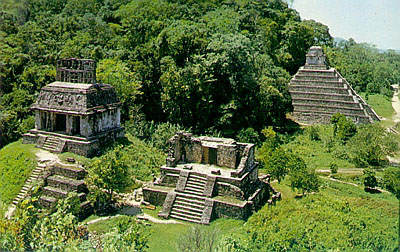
[289,46,380,124]
[143,132,275,224]
[23,59,123,157]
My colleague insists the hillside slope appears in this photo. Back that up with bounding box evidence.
[0,140,37,204]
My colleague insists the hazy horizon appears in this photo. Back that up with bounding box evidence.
[289,0,400,50]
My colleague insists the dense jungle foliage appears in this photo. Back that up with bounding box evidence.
[1,0,400,149]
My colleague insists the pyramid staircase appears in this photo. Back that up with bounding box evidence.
[11,163,47,206]
[39,162,91,213]
[289,67,380,124]
[41,135,59,152]
[159,172,214,224]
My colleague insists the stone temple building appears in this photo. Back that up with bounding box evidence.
[143,132,277,224]
[289,46,380,124]
[23,58,123,157]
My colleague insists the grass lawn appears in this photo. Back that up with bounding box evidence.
[59,152,93,166]
[0,139,37,204]
[360,93,395,127]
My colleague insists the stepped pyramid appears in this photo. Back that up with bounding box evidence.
[289,46,380,124]
[143,133,276,224]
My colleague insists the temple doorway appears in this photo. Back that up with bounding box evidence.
[55,114,66,132]
[72,116,80,135]
[202,147,217,165]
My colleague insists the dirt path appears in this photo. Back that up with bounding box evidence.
[391,84,400,123]
[319,176,390,193]
[86,213,182,225]
[35,149,59,164]
[316,169,363,174]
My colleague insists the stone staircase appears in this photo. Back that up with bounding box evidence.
[289,68,379,124]
[12,163,47,206]
[41,135,59,152]
[170,193,206,224]
[162,173,214,224]
[40,163,91,213]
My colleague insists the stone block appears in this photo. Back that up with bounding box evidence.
[158,192,176,219]
[203,176,216,197]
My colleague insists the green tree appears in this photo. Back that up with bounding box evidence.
[96,58,142,121]
[382,167,400,199]
[288,157,320,195]
[362,168,377,189]
[347,124,398,167]
[262,147,304,183]
[330,113,356,143]
[86,146,130,211]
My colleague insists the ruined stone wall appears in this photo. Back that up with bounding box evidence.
[215,182,245,200]
[143,188,168,206]
[213,200,251,220]
[66,141,99,157]
[185,139,202,163]
[217,144,236,168]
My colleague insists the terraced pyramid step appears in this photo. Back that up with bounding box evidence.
[290,85,349,95]
[293,103,365,115]
[290,91,355,102]
[39,195,57,208]
[291,79,344,88]
[292,97,361,107]
[47,175,86,192]
[43,186,86,200]
[52,165,87,180]
[294,74,339,81]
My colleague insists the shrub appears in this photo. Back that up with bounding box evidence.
[305,126,320,141]
[176,226,219,252]
[236,127,261,145]
[347,124,398,167]
[329,162,338,174]
[382,167,400,199]
[330,113,356,143]
[151,122,186,152]
[363,168,377,189]
[122,134,165,181]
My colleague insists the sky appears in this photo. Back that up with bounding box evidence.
[290,0,400,50]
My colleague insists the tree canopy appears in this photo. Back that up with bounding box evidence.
[0,0,336,148]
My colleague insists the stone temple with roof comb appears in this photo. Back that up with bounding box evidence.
[23,58,124,157]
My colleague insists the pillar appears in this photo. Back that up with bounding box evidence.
[49,112,56,131]
[35,110,41,130]
[66,115,73,135]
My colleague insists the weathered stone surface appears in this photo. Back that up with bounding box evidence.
[203,176,216,197]
[143,187,170,206]
[158,192,176,219]
[289,46,380,124]
[201,199,214,225]
[176,170,189,192]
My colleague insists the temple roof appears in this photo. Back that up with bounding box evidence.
[31,81,120,115]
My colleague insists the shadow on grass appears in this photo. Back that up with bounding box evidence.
[364,187,382,194]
